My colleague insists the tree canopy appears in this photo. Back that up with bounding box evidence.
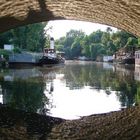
[55,28,138,60]
[0,22,47,52]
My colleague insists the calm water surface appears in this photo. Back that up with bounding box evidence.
[0,61,139,119]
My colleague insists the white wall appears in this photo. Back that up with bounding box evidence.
[4,44,14,50]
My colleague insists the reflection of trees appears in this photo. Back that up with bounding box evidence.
[64,63,139,107]
[0,67,64,114]
[64,64,89,90]
[115,82,137,107]
[109,66,137,107]
[0,64,139,112]
[0,76,49,114]
[64,63,112,91]
[135,86,140,105]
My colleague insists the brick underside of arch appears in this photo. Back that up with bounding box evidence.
[0,0,140,36]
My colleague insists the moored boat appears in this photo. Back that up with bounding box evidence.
[115,54,135,64]
[38,37,65,66]
[113,47,135,64]
[38,53,65,65]
[120,57,135,64]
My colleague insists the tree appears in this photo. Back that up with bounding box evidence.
[111,30,135,49]
[0,32,13,48]
[106,27,112,33]
[55,28,138,60]
[90,43,105,59]
[89,30,103,43]
[81,36,91,57]
[0,22,47,52]
[71,36,84,58]
[57,29,85,59]
[125,37,138,51]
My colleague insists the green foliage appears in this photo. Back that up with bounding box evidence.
[56,29,85,59]
[13,47,22,53]
[125,37,138,51]
[89,30,103,43]
[56,28,138,60]
[0,24,138,59]
[1,78,48,113]
[0,49,11,60]
[71,36,84,58]
[135,86,140,104]
[0,32,13,48]
[0,22,47,52]
[55,45,64,51]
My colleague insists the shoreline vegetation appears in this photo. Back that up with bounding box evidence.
[0,24,139,65]
[0,24,139,67]
[0,104,140,139]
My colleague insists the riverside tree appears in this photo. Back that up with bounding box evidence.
[55,28,139,60]
[0,22,47,52]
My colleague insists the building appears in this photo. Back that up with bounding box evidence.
[135,50,140,66]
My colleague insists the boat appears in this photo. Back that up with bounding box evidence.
[38,37,65,66]
[113,47,135,65]
[120,57,135,64]
[38,49,65,65]
[114,56,135,64]
[116,54,135,64]
[8,37,65,67]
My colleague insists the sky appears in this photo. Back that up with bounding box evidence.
[45,74,120,120]
[45,20,117,40]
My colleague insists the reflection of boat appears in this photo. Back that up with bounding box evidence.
[3,68,43,81]
[38,37,65,66]
[115,64,134,76]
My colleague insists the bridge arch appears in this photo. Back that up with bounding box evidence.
[0,0,140,36]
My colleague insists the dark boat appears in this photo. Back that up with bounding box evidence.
[38,55,65,66]
[38,37,65,66]
[117,53,135,64]
[113,47,135,65]
[115,56,135,64]
[121,57,135,64]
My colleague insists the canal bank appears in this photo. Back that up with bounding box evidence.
[0,104,140,139]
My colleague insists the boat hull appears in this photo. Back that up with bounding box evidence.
[114,58,135,64]
[122,58,135,64]
[38,56,65,66]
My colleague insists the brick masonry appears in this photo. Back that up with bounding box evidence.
[0,0,140,37]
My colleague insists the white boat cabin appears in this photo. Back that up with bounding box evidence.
[44,48,57,58]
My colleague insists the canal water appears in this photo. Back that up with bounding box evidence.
[0,61,139,120]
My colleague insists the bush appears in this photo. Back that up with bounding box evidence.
[0,49,11,60]
[13,47,21,53]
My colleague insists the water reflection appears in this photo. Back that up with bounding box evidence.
[0,68,49,115]
[64,63,138,109]
[0,62,139,119]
